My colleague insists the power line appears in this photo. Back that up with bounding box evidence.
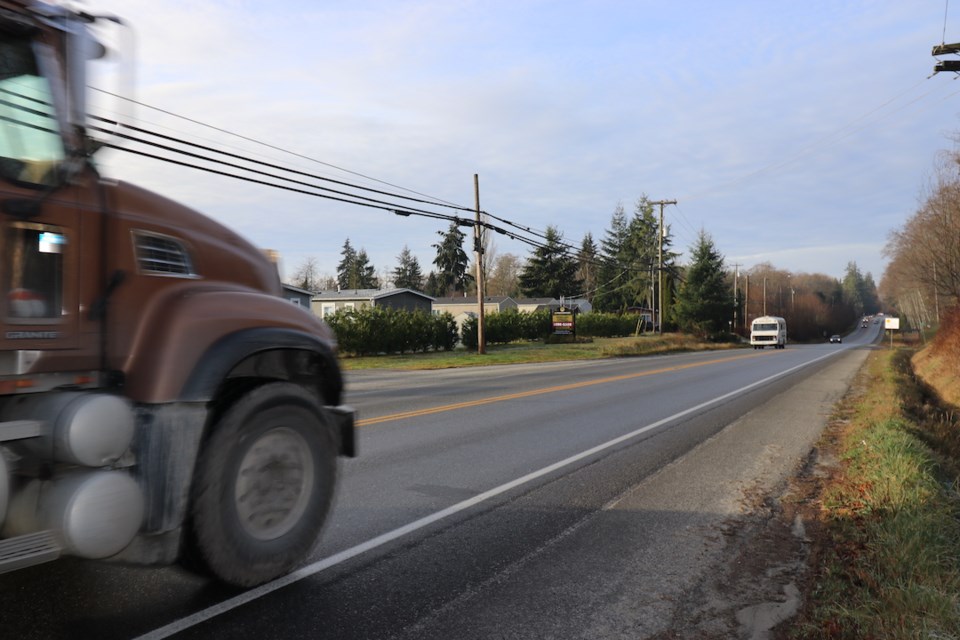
[84,96,682,279]
[91,87,466,210]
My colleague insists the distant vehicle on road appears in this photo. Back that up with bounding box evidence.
[829,335,842,343]
[750,316,787,349]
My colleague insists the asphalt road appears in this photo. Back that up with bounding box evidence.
[0,322,883,639]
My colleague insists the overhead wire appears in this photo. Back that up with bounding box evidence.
[91,87,466,210]
[86,95,683,288]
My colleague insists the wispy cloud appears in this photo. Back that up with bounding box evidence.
[92,0,958,282]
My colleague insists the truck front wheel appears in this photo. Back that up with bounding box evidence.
[187,382,337,587]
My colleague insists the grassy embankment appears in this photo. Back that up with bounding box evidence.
[792,312,960,638]
[339,332,742,370]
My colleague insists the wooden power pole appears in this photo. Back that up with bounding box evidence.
[474,174,486,354]
[652,199,677,334]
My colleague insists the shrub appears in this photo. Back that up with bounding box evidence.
[326,307,459,356]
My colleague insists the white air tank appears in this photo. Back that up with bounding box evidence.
[0,392,135,467]
[2,470,143,559]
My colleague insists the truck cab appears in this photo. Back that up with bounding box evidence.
[0,0,354,587]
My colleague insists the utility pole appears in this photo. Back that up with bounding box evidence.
[932,42,960,73]
[731,263,742,335]
[744,274,750,328]
[473,174,486,355]
[652,199,676,334]
[763,277,767,316]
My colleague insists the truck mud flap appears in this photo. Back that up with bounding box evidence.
[330,405,357,458]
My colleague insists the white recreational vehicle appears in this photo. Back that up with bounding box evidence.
[750,316,787,349]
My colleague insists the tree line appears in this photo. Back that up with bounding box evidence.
[882,144,960,331]
[289,196,877,341]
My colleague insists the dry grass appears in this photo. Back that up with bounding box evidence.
[792,345,960,639]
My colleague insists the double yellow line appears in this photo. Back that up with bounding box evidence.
[356,351,765,427]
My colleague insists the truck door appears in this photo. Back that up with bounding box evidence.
[0,206,80,354]
[0,32,83,360]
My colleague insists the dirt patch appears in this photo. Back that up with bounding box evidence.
[646,449,834,640]
[648,381,858,640]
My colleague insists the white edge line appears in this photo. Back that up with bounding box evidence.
[134,347,846,640]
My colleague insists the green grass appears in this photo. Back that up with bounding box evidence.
[338,333,744,370]
[796,350,960,639]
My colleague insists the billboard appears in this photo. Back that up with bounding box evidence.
[884,317,900,330]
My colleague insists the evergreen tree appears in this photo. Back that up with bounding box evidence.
[432,222,472,296]
[355,249,378,289]
[393,245,424,290]
[674,230,734,339]
[592,197,674,312]
[517,226,581,299]
[624,196,662,310]
[842,261,881,316]
[336,239,358,290]
[593,203,631,312]
[576,233,598,301]
[423,271,441,297]
[336,239,378,289]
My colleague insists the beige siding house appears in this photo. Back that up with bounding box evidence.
[311,288,433,319]
[432,296,518,333]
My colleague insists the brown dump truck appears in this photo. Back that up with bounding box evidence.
[0,0,355,586]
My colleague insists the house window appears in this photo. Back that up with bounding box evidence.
[289,298,301,306]
[321,303,335,318]
[344,302,355,311]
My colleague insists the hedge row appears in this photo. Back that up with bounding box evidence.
[461,310,552,349]
[576,313,640,338]
[458,310,642,349]
[326,308,644,356]
[325,307,458,356]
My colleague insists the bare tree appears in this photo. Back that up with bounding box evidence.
[289,256,321,292]
[485,253,523,297]
[883,148,960,320]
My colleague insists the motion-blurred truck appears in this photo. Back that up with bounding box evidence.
[0,0,354,586]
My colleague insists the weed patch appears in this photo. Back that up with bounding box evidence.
[792,349,960,639]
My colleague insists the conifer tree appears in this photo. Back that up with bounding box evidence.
[432,222,472,296]
[393,245,424,290]
[517,226,581,299]
[674,230,733,339]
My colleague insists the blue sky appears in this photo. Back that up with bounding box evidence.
[90,1,960,286]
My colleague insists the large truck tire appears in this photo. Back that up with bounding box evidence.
[187,382,337,587]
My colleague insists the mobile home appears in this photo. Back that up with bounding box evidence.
[750,316,787,349]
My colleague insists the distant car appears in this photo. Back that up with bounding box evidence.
[829,334,842,343]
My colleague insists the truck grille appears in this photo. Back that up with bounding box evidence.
[134,231,195,276]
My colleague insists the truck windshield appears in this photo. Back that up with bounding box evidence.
[0,36,66,188]
[754,323,778,331]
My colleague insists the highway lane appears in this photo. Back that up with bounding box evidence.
[0,323,882,639]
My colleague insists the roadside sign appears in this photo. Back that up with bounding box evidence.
[884,316,900,348]
[552,310,575,337]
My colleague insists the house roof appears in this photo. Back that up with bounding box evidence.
[432,295,515,306]
[514,298,560,306]
[312,288,434,301]
[281,283,315,296]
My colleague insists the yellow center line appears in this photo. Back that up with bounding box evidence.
[356,350,768,426]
